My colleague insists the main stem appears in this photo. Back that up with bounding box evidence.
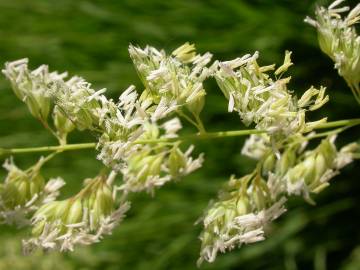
[134,128,265,144]
[1,118,360,155]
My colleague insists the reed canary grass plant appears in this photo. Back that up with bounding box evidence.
[0,0,360,266]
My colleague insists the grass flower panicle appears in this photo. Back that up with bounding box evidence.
[0,2,360,264]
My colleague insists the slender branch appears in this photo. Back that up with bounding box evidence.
[38,151,59,165]
[288,126,351,148]
[39,118,60,141]
[314,118,360,129]
[177,110,204,133]
[193,114,206,134]
[346,80,360,105]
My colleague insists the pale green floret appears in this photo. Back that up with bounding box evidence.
[305,0,360,103]
[53,105,75,144]
[117,120,204,194]
[0,158,64,227]
[1,59,60,122]
[168,146,187,178]
[258,135,359,204]
[275,50,293,76]
[214,50,329,138]
[172,42,197,63]
[198,174,287,265]
[128,43,213,119]
[269,136,358,203]
[23,175,130,254]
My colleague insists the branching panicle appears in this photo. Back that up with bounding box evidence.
[0,4,360,265]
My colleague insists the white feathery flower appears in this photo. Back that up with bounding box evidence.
[108,121,204,194]
[2,59,66,120]
[214,51,328,137]
[161,117,182,137]
[129,43,212,118]
[97,112,203,194]
[234,197,287,229]
[335,142,359,169]
[0,158,65,227]
[22,175,130,254]
[150,98,178,122]
[241,134,270,160]
[198,174,286,265]
[278,137,358,199]
[305,0,360,102]
[178,145,204,176]
[42,177,66,204]
[199,134,359,264]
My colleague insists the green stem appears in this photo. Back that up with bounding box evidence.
[39,118,60,141]
[0,143,96,156]
[1,118,360,156]
[193,114,206,134]
[346,80,360,105]
[134,129,265,144]
[39,151,59,165]
[289,126,351,148]
[307,122,357,140]
[315,118,360,129]
[177,110,205,133]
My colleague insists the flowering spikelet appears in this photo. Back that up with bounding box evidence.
[51,77,120,132]
[2,59,67,121]
[22,174,130,254]
[241,134,271,160]
[198,173,287,265]
[305,0,360,102]
[49,69,202,189]
[129,43,214,118]
[0,158,65,227]
[2,59,150,135]
[282,136,359,201]
[256,136,359,203]
[213,51,329,137]
[99,119,204,194]
[200,135,359,263]
[52,105,75,144]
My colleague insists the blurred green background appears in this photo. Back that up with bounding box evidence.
[0,0,360,269]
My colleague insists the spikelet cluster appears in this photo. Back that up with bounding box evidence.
[305,0,360,102]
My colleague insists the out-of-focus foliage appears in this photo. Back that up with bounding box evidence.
[0,0,359,269]
[0,234,74,270]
